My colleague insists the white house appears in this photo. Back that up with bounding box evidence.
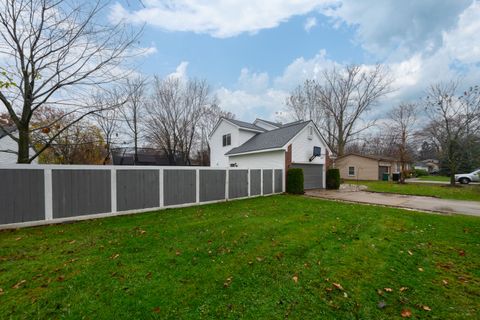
[0,126,37,164]
[209,118,331,189]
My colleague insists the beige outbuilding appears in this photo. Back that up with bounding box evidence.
[336,153,409,181]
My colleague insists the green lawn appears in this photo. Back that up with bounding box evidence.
[347,180,480,201]
[417,175,450,182]
[1,195,479,319]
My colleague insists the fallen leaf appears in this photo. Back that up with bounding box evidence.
[423,305,431,311]
[292,275,298,283]
[57,276,65,282]
[15,237,22,241]
[343,292,348,298]
[377,300,387,309]
[256,257,263,262]
[377,289,384,296]
[69,240,76,244]
[407,250,413,256]
[459,250,466,256]
[442,279,448,285]
[146,272,152,279]
[223,276,233,288]
[139,229,146,235]
[401,309,412,318]
[110,254,120,260]
[400,287,408,292]
[0,288,4,295]
[175,250,181,256]
[12,280,26,289]
[152,307,161,313]
[384,287,393,292]
[418,267,424,272]
[332,283,343,290]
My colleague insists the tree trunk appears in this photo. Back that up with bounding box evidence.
[450,172,456,186]
[17,125,31,163]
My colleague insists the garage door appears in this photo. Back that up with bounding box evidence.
[290,163,324,189]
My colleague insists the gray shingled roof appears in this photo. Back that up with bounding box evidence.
[226,118,265,132]
[255,118,282,127]
[226,121,310,155]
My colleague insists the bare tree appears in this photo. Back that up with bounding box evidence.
[0,0,141,163]
[120,77,148,164]
[423,81,480,185]
[386,103,418,183]
[144,77,215,165]
[286,65,392,156]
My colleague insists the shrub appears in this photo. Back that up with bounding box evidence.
[287,168,304,194]
[326,168,340,189]
[413,168,429,177]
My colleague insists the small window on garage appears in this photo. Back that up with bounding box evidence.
[222,134,231,146]
[348,166,355,176]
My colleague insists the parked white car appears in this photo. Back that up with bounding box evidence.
[455,169,480,184]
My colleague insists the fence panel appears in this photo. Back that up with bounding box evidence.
[274,169,283,193]
[229,170,248,199]
[0,169,45,224]
[263,169,273,195]
[52,169,111,218]
[163,169,196,206]
[117,170,160,211]
[199,170,226,202]
[250,169,261,196]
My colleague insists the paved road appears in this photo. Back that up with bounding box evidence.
[305,189,480,217]
[406,178,479,185]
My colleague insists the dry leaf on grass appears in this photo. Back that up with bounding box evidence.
[292,275,298,283]
[384,287,393,292]
[418,267,424,272]
[175,250,181,256]
[0,288,4,295]
[401,309,412,318]
[407,250,413,255]
[400,287,408,292]
[110,254,120,260]
[442,279,448,285]
[12,280,26,289]
[223,277,233,288]
[332,283,343,290]
[152,307,161,313]
[422,305,431,311]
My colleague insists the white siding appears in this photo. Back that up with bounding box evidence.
[229,150,285,169]
[209,120,257,167]
[291,124,327,165]
[0,132,37,164]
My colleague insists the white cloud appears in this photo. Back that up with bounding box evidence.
[304,17,317,32]
[109,0,333,38]
[167,61,189,80]
[237,68,270,93]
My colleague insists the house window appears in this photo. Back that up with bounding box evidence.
[348,166,355,176]
[222,134,231,146]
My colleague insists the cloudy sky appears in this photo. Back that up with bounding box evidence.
[110,0,480,121]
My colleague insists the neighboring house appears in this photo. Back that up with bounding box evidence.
[336,153,410,181]
[209,118,331,189]
[413,159,439,173]
[0,125,37,164]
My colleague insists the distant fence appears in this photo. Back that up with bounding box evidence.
[0,165,284,228]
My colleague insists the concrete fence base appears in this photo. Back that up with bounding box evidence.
[0,165,284,230]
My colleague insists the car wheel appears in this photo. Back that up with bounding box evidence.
[459,178,470,184]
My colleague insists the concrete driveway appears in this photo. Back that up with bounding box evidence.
[305,189,480,217]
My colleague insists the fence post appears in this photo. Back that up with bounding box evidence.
[159,168,164,207]
[196,168,200,203]
[225,168,229,200]
[111,168,117,214]
[247,168,251,197]
[272,169,275,194]
[260,169,264,196]
[44,168,53,221]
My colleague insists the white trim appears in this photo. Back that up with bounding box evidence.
[44,169,53,220]
[159,168,164,207]
[195,168,200,203]
[227,147,286,157]
[111,168,117,213]
[260,169,264,195]
[208,118,263,138]
[247,168,251,197]
[0,164,268,170]
[225,168,229,200]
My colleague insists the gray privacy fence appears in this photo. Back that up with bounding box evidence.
[0,165,284,227]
